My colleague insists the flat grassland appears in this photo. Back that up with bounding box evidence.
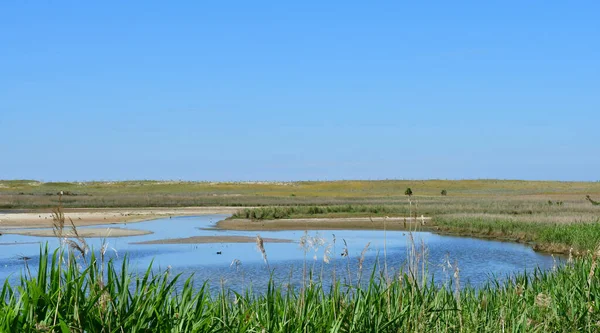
[2,179,599,209]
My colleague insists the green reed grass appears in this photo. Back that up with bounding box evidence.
[232,205,409,220]
[434,215,600,254]
[2,245,600,332]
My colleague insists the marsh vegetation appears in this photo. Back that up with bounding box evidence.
[2,180,600,331]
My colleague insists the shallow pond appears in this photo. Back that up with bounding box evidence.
[0,215,559,293]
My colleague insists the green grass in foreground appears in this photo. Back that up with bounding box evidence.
[2,246,600,332]
[434,216,600,254]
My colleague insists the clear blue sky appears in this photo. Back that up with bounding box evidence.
[1,1,598,181]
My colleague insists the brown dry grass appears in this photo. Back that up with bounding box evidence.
[1,179,599,209]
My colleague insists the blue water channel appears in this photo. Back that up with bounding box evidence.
[0,215,558,293]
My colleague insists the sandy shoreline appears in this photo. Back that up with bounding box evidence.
[217,216,432,231]
[133,236,293,245]
[0,207,243,229]
[1,227,152,238]
[0,208,432,242]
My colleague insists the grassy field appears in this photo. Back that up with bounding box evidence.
[1,179,600,209]
[433,215,600,254]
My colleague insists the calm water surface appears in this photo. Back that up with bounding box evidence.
[0,215,558,293]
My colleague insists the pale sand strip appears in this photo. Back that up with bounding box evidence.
[133,235,292,245]
[0,207,244,228]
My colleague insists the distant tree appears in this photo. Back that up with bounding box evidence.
[441,189,447,196]
[404,188,413,197]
